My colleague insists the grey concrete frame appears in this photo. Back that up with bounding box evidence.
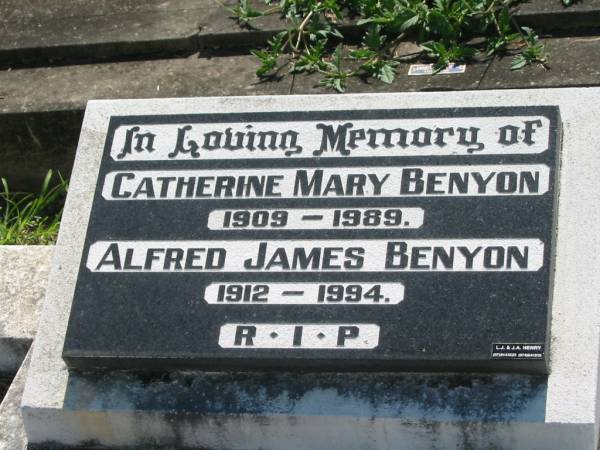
[0,246,54,375]
[21,89,600,449]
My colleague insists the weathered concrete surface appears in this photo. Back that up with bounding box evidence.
[0,0,598,68]
[0,357,29,450]
[197,5,359,52]
[1,34,597,110]
[3,35,600,192]
[0,54,290,114]
[0,0,215,20]
[292,36,600,95]
[481,36,600,89]
[0,54,291,190]
[0,246,53,375]
[0,111,84,194]
[0,0,288,67]
[20,90,600,449]
[0,10,200,67]
[0,0,215,67]
[0,351,29,450]
[290,52,491,95]
[515,0,600,30]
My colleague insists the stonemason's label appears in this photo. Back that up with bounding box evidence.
[62,106,560,373]
[491,343,545,360]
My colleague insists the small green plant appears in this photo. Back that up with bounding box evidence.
[225,0,561,92]
[0,170,68,245]
[511,27,547,70]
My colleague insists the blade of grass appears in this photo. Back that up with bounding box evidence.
[0,170,68,245]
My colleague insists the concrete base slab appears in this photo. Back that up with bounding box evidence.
[21,89,600,449]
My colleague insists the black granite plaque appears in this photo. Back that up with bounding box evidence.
[62,106,561,373]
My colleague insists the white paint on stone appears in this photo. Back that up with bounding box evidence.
[102,164,550,200]
[20,89,600,449]
[218,323,380,349]
[86,239,544,272]
[207,207,425,230]
[203,282,404,305]
[109,115,551,161]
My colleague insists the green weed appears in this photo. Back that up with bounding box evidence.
[0,170,68,245]
[225,0,571,91]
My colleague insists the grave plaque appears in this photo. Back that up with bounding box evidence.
[62,106,560,373]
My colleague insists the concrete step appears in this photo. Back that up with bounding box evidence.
[0,53,291,191]
[0,0,284,67]
[0,0,598,68]
[1,34,599,191]
[1,0,600,191]
[515,0,600,31]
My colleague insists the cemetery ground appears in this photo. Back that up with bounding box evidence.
[1,0,600,449]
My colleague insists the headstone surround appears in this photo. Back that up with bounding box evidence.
[61,103,560,373]
[20,90,600,449]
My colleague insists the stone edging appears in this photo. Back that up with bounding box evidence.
[0,245,53,375]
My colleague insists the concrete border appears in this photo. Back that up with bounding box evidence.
[0,246,53,375]
[0,350,30,450]
[21,89,600,449]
